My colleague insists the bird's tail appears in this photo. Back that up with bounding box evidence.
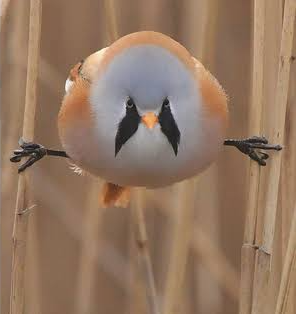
[100,182,131,208]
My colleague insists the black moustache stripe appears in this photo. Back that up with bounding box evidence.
[158,104,180,155]
[115,104,141,156]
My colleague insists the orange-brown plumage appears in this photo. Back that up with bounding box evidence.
[95,31,197,81]
[58,79,92,132]
[193,58,228,126]
[100,183,131,208]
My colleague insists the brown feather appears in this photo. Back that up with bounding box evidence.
[100,182,131,208]
[193,58,229,127]
[58,78,92,132]
[95,31,197,79]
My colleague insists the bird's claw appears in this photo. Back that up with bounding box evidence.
[231,136,282,166]
[249,150,269,166]
[10,138,47,173]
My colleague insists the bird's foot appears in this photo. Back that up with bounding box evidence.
[10,138,47,173]
[224,136,282,166]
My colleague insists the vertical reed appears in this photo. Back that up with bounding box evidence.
[275,202,296,314]
[0,0,10,28]
[162,180,195,314]
[192,227,239,301]
[103,0,118,43]
[9,1,42,314]
[75,178,103,314]
[131,188,160,314]
[257,2,284,311]
[2,1,27,311]
[279,24,296,314]
[239,1,265,314]
[251,1,296,313]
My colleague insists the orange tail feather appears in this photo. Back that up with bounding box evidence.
[100,182,131,208]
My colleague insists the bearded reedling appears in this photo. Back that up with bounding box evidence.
[11,31,282,207]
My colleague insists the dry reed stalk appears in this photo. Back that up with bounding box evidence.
[192,227,239,301]
[25,215,41,314]
[158,189,239,302]
[255,0,284,245]
[75,178,103,314]
[0,0,11,28]
[275,203,296,314]
[261,0,295,257]
[32,169,133,294]
[103,0,118,45]
[199,0,219,68]
[131,188,160,314]
[257,2,284,311]
[162,180,195,314]
[190,164,223,312]
[279,40,296,314]
[9,1,42,314]
[280,161,296,251]
[239,1,265,314]
[2,2,27,311]
[2,0,27,200]
[192,167,223,312]
[251,0,296,313]
[127,223,147,314]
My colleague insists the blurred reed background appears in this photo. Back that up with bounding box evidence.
[1,1,295,314]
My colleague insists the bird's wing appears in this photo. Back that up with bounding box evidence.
[192,57,228,122]
[58,48,109,169]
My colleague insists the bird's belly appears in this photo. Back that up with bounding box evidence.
[62,123,224,188]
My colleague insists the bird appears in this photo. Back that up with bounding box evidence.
[10,31,282,207]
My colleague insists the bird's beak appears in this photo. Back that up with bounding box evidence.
[141,112,158,129]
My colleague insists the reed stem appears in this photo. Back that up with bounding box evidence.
[275,202,296,314]
[251,0,296,313]
[162,180,195,314]
[0,0,11,28]
[239,1,265,313]
[131,188,160,314]
[9,1,42,314]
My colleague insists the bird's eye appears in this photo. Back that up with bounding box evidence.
[162,98,170,108]
[126,97,135,109]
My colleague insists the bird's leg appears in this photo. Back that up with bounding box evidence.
[10,138,69,173]
[224,136,282,166]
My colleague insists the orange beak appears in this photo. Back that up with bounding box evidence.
[141,112,158,129]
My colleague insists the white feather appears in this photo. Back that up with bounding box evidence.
[65,78,74,94]
[69,163,85,176]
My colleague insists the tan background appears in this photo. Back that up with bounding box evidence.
[1,1,294,314]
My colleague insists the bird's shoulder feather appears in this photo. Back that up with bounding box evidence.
[192,57,228,123]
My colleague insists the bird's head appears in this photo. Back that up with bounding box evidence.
[88,31,200,159]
